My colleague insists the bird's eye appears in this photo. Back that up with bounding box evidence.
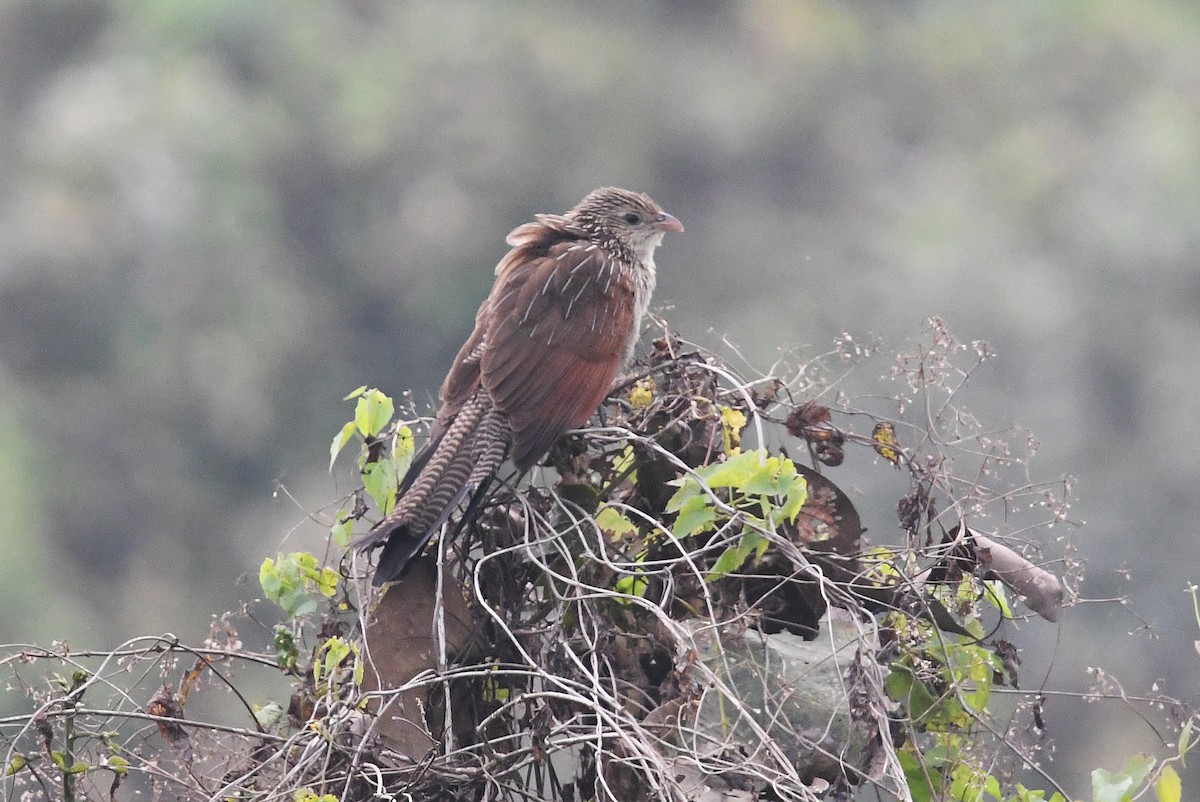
[622,212,642,225]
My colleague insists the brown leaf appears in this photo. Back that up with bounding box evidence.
[33,712,52,754]
[792,464,862,556]
[786,401,846,466]
[147,685,193,767]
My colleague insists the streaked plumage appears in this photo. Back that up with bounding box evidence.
[360,188,682,585]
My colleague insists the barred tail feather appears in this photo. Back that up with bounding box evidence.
[362,391,509,585]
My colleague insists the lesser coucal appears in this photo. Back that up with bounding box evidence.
[359,187,683,585]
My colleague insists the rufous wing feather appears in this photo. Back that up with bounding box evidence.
[359,189,677,586]
[481,240,635,469]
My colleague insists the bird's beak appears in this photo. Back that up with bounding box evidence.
[653,212,684,233]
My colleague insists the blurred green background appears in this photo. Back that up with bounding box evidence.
[2,0,1198,793]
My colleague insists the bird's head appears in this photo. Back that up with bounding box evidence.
[568,187,684,266]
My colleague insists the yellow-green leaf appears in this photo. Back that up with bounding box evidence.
[629,378,655,409]
[781,473,807,522]
[984,579,1012,618]
[614,552,649,600]
[742,458,783,496]
[362,460,398,515]
[1156,764,1181,802]
[330,512,353,548]
[719,405,747,452]
[252,702,285,730]
[699,449,763,488]
[1178,717,1194,759]
[611,445,637,482]
[666,477,702,513]
[354,389,394,438]
[329,421,358,471]
[596,506,638,540]
[706,531,764,580]
[674,495,716,537]
[317,567,339,597]
[392,424,415,474]
[259,558,281,596]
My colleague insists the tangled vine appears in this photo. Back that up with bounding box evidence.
[2,319,1116,802]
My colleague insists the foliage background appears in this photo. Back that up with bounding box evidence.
[1,0,1197,794]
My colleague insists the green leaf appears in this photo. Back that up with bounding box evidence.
[706,531,765,580]
[1121,754,1155,789]
[697,449,763,489]
[614,574,647,599]
[611,445,637,477]
[253,702,285,730]
[330,511,354,548]
[1156,764,1181,802]
[262,553,339,617]
[316,637,353,686]
[343,386,368,401]
[1092,769,1134,802]
[898,749,935,802]
[259,558,281,597]
[317,567,339,598]
[741,457,784,495]
[290,596,318,617]
[329,421,358,471]
[596,506,638,540]
[984,578,1012,618]
[293,551,318,573]
[354,389,394,437]
[392,424,415,474]
[614,556,649,601]
[362,460,398,516]
[673,495,716,537]
[781,472,807,523]
[886,667,939,722]
[922,744,949,768]
[1178,718,1194,759]
[949,762,1002,800]
[1012,789,1067,802]
[665,476,701,513]
[273,626,298,670]
[719,405,747,452]
[1093,755,1155,802]
[884,667,912,700]
[104,755,128,775]
[708,544,745,579]
[5,756,26,776]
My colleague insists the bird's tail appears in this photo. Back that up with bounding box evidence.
[357,390,509,585]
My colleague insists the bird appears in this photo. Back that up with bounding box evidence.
[359,187,683,585]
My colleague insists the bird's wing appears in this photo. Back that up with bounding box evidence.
[438,215,579,426]
[480,239,635,469]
